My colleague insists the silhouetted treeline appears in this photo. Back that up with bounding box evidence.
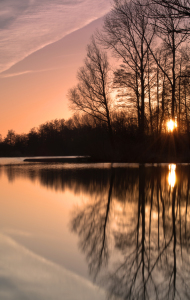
[1,112,190,161]
[0,114,113,157]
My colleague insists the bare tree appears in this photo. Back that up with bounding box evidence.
[113,66,141,128]
[68,37,115,151]
[176,47,190,133]
[147,1,189,121]
[99,0,155,134]
[150,0,190,20]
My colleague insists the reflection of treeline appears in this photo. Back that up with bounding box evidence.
[70,164,190,299]
[3,164,139,198]
[3,164,190,205]
[4,162,190,299]
[1,114,190,161]
[6,162,189,299]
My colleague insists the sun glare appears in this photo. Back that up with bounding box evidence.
[168,164,176,188]
[167,119,177,132]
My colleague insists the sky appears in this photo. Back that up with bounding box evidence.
[0,0,112,138]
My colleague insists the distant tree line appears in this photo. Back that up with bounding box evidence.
[1,111,190,161]
[0,113,139,159]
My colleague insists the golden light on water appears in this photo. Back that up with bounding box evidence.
[168,164,176,188]
[167,119,177,132]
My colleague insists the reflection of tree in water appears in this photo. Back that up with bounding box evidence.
[3,164,139,199]
[71,165,190,300]
[71,168,115,278]
[2,163,190,298]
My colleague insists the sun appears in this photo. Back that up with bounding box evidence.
[167,119,177,132]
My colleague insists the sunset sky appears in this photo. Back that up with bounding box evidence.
[0,0,112,138]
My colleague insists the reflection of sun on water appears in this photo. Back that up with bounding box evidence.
[167,119,177,132]
[168,164,176,188]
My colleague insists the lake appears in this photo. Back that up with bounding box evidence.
[0,158,190,299]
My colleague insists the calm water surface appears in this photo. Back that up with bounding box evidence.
[0,158,190,299]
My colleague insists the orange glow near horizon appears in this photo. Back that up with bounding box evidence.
[167,119,177,132]
[168,164,176,188]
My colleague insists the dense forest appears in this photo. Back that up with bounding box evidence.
[0,113,144,160]
[1,0,190,162]
[0,112,189,162]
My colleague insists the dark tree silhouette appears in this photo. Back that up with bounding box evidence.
[150,0,190,19]
[147,0,189,121]
[100,0,155,134]
[70,167,115,278]
[68,37,115,152]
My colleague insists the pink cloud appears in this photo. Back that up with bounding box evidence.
[0,0,112,73]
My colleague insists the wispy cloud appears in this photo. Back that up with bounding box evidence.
[0,67,65,78]
[0,70,32,78]
[0,0,111,73]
